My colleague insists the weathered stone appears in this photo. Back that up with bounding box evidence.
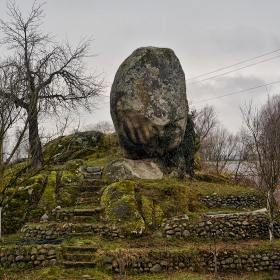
[150,263,162,272]
[40,214,48,222]
[100,181,146,236]
[154,232,163,238]
[31,247,38,255]
[103,158,163,181]
[86,166,101,173]
[182,230,190,237]
[110,46,187,159]
[48,250,56,256]
[37,255,45,261]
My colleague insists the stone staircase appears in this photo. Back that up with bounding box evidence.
[61,245,99,268]
[72,166,104,224]
[61,168,105,275]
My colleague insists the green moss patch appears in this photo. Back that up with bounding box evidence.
[140,196,164,230]
[101,181,145,236]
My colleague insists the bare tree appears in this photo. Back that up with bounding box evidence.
[193,104,219,141]
[0,1,106,168]
[84,121,115,134]
[200,126,239,175]
[241,95,280,244]
[0,67,30,240]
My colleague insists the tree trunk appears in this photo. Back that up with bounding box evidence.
[28,105,44,168]
[267,189,275,245]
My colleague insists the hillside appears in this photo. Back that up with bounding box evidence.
[1,131,279,280]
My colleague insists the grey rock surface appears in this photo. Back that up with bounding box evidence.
[110,46,188,159]
[103,158,163,181]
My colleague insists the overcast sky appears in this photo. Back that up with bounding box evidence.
[1,0,280,133]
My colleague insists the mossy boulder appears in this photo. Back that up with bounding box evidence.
[1,173,47,234]
[2,159,84,231]
[100,181,146,236]
[43,130,107,163]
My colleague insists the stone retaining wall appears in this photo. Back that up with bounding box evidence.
[155,212,280,239]
[0,244,58,267]
[201,194,264,209]
[20,223,123,240]
[21,211,280,241]
[104,248,280,274]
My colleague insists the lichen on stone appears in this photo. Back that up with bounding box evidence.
[101,181,146,236]
[110,46,188,159]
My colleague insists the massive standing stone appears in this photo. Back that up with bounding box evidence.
[110,46,188,159]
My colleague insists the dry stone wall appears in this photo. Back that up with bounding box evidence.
[201,194,264,209]
[0,244,58,268]
[20,223,123,240]
[155,212,280,239]
[104,248,280,274]
[21,211,280,241]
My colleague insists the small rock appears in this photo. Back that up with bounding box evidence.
[49,259,56,265]
[31,247,38,255]
[150,264,162,272]
[154,232,163,238]
[182,230,190,237]
[48,250,56,256]
[40,214,49,222]
[36,255,45,261]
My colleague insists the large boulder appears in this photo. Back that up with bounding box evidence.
[110,46,188,159]
[102,158,163,182]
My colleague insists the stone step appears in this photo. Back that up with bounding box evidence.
[72,224,95,232]
[70,232,95,237]
[60,278,96,280]
[76,197,99,204]
[74,208,102,216]
[82,179,104,187]
[80,185,103,193]
[83,172,102,179]
[78,192,96,198]
[63,253,97,262]
[62,261,97,268]
[63,246,98,253]
[73,216,96,222]
[86,166,101,173]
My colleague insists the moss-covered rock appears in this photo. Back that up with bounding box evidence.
[36,171,57,215]
[2,158,84,233]
[101,181,146,236]
[140,196,164,229]
[58,164,83,206]
[2,173,47,234]
[43,130,107,163]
